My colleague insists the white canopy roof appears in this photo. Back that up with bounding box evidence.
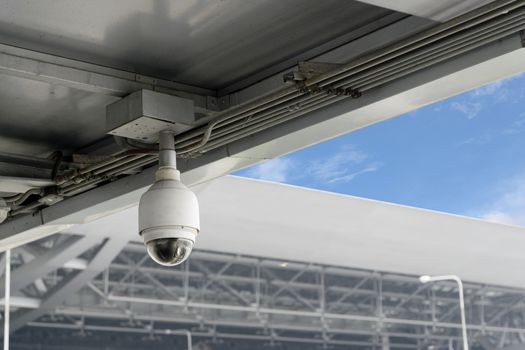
[70,175,525,289]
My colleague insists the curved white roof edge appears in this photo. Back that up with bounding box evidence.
[70,175,525,289]
[228,176,523,230]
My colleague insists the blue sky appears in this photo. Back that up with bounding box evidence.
[235,71,525,226]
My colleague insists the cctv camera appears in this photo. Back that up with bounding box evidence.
[139,169,199,268]
[138,131,200,267]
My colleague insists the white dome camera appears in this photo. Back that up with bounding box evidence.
[138,131,200,266]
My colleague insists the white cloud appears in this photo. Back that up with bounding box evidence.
[476,174,525,227]
[469,73,525,101]
[307,145,381,185]
[244,157,294,183]
[458,137,476,146]
[457,133,492,146]
[241,145,381,185]
[449,72,525,121]
[480,211,520,226]
[307,146,367,181]
[502,118,525,135]
[470,80,503,97]
[327,163,382,184]
[451,101,482,119]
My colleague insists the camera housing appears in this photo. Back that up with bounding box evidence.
[138,131,200,267]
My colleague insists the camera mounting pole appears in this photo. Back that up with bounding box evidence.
[138,130,200,267]
[156,131,181,183]
[158,130,177,169]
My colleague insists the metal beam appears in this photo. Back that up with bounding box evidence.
[438,289,483,322]
[118,254,179,300]
[327,275,373,311]
[24,321,419,349]
[487,296,525,324]
[104,260,516,308]
[0,234,100,295]
[391,284,428,313]
[0,296,40,309]
[9,237,128,333]
[109,254,149,295]
[196,256,239,293]
[58,295,525,335]
[25,316,460,343]
[262,267,317,311]
[270,263,312,300]
[191,260,252,306]
[124,245,518,295]
[18,245,48,294]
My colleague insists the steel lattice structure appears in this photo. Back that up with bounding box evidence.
[2,234,525,350]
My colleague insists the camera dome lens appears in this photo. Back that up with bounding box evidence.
[146,238,193,266]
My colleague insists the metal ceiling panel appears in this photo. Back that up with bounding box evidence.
[0,73,118,157]
[0,0,394,89]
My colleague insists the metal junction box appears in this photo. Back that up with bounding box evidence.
[106,90,195,142]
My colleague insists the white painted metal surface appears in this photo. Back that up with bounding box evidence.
[69,175,525,290]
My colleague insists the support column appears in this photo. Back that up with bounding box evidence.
[3,249,10,350]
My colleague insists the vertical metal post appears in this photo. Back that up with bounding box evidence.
[158,130,176,168]
[480,292,486,335]
[498,323,508,348]
[382,334,390,350]
[320,267,327,347]
[184,261,189,312]
[320,267,326,322]
[431,289,437,332]
[3,249,11,350]
[255,260,261,311]
[377,274,383,328]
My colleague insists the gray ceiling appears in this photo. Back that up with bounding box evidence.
[0,0,401,158]
[0,0,394,89]
[0,74,118,156]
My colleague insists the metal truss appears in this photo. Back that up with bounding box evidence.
[5,234,525,350]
